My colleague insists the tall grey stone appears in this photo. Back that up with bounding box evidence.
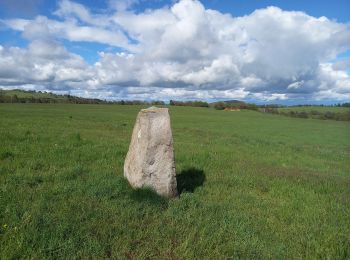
[124,107,178,198]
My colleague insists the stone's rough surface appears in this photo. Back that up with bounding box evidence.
[124,107,178,197]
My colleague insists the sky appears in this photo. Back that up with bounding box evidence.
[0,0,349,104]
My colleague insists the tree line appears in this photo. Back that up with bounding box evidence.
[169,100,209,107]
[0,94,108,104]
[261,107,350,121]
[0,91,166,105]
[213,102,258,111]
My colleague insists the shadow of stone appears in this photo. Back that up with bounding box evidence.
[176,167,206,194]
[130,187,169,209]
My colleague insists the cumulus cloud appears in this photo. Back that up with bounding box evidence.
[1,0,350,101]
[3,16,133,51]
[0,40,92,89]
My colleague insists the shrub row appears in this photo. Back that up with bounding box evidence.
[261,108,350,121]
[0,93,165,106]
[169,100,209,107]
[213,102,258,111]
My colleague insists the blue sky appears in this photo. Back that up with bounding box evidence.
[0,0,349,103]
[1,0,349,20]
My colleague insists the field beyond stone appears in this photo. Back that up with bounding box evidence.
[1,104,349,258]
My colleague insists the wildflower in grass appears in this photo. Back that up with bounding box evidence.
[3,224,8,229]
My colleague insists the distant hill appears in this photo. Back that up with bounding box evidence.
[222,100,245,104]
[0,89,165,105]
[0,89,108,104]
[210,99,245,105]
[210,100,246,106]
[1,89,62,99]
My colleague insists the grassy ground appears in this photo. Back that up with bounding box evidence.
[1,104,349,258]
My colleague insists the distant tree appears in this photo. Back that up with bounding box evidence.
[214,102,226,110]
[169,100,209,108]
[12,94,19,103]
[151,100,165,106]
[245,103,258,111]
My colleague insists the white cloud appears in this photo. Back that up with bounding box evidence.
[54,0,112,27]
[3,15,134,51]
[0,40,92,88]
[288,81,304,90]
[1,0,350,101]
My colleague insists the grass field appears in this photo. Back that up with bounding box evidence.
[1,104,350,258]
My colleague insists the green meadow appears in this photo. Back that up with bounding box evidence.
[1,104,349,258]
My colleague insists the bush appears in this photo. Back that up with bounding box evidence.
[310,110,321,116]
[262,108,350,121]
[297,111,309,118]
[324,111,335,119]
[170,100,209,107]
[214,102,226,110]
[245,103,258,111]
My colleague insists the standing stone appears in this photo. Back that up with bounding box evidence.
[124,107,178,197]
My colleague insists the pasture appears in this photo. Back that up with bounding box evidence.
[1,104,349,258]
